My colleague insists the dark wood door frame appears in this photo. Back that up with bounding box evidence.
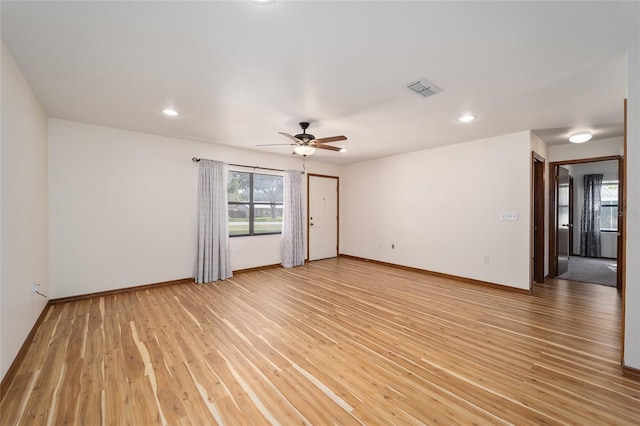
[532,152,545,287]
[569,177,574,256]
[548,155,623,278]
[556,166,571,277]
[621,99,627,365]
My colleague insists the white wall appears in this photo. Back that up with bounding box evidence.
[567,161,618,258]
[49,119,339,299]
[624,47,640,369]
[1,42,49,380]
[530,132,549,277]
[549,137,624,163]
[341,131,532,290]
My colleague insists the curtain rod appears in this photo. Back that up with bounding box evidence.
[191,157,304,174]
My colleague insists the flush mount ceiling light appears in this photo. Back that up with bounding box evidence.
[459,114,476,122]
[569,131,592,143]
[293,145,315,156]
[162,109,178,116]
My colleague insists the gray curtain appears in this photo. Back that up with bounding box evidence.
[195,160,233,283]
[580,173,603,258]
[282,171,305,268]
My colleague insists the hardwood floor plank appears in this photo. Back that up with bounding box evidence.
[19,337,67,425]
[141,336,187,423]
[103,348,133,426]
[0,372,36,425]
[130,376,165,425]
[2,258,638,425]
[73,390,102,426]
[202,350,271,424]
[167,362,217,425]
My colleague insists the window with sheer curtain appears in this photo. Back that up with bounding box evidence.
[195,160,232,284]
[282,170,305,268]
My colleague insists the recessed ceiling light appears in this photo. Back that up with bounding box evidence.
[162,109,178,116]
[569,131,592,143]
[459,114,476,122]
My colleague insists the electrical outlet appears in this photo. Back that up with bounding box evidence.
[391,244,395,249]
[482,255,490,264]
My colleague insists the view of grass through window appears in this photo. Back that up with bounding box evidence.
[601,181,618,231]
[228,171,283,236]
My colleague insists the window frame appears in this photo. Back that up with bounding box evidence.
[600,180,619,232]
[228,171,283,237]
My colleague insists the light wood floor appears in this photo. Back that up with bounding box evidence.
[2,257,639,425]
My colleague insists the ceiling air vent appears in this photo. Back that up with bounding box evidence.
[406,79,442,98]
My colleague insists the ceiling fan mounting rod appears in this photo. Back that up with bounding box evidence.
[295,121,315,142]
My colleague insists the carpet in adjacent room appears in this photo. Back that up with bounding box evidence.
[558,256,616,287]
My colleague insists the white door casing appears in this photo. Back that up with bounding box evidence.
[308,175,338,261]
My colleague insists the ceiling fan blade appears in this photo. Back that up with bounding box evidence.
[315,144,344,152]
[279,132,303,144]
[256,143,296,147]
[314,135,347,144]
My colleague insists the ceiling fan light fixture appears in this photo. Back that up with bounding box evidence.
[339,147,347,152]
[294,145,315,156]
[569,131,592,143]
[162,108,178,116]
[459,114,476,122]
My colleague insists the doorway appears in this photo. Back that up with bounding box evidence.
[548,156,623,290]
[307,174,339,261]
[532,153,545,286]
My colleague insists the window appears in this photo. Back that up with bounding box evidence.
[228,171,283,236]
[600,181,618,232]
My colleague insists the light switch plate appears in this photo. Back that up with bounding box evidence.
[500,211,519,221]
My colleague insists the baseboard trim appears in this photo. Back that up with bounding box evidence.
[48,264,288,304]
[49,277,194,304]
[339,254,529,294]
[1,302,51,399]
[233,263,282,275]
[622,365,640,381]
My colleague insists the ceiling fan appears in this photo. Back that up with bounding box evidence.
[257,122,347,156]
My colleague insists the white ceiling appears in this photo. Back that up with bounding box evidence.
[1,1,638,165]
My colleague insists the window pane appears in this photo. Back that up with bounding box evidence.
[253,204,282,234]
[227,172,283,237]
[600,206,618,231]
[600,182,618,231]
[253,174,283,203]
[601,183,618,205]
[228,204,250,235]
[228,171,250,202]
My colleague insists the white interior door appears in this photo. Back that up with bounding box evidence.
[308,175,338,261]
